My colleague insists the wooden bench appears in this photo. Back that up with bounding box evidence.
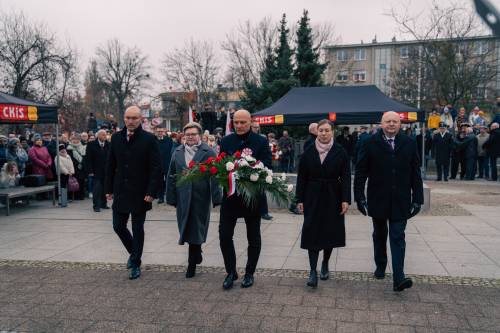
[0,185,56,216]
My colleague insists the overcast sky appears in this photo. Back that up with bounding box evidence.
[0,0,494,93]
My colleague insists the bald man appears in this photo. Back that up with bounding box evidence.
[354,111,423,292]
[219,109,272,290]
[105,106,161,280]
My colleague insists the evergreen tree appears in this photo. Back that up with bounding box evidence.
[275,14,294,81]
[294,10,327,86]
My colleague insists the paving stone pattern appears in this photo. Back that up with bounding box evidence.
[0,263,500,333]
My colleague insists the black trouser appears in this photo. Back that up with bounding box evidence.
[259,194,269,216]
[436,162,449,180]
[450,153,465,179]
[477,156,489,178]
[188,244,202,264]
[372,218,407,284]
[157,173,166,201]
[219,214,261,275]
[465,157,476,180]
[92,178,106,209]
[307,248,333,271]
[112,210,146,268]
[491,156,498,181]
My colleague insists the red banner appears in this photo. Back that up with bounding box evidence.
[252,115,284,125]
[397,112,418,122]
[0,104,38,122]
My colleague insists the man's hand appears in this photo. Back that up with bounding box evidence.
[297,203,304,214]
[408,203,421,218]
[144,196,154,203]
[356,200,368,216]
[340,202,349,215]
[106,194,113,201]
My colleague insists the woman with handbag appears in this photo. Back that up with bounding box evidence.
[55,144,75,207]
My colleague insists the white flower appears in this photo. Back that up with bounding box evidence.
[254,162,264,169]
[265,175,273,184]
[250,174,259,182]
[266,169,273,177]
[287,184,294,192]
[239,159,249,167]
[226,162,235,171]
[281,173,286,181]
[244,155,256,163]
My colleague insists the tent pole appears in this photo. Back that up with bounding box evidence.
[421,121,426,180]
[56,123,62,206]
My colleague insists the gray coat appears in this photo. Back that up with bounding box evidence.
[166,142,222,245]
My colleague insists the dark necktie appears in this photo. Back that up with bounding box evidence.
[387,138,395,150]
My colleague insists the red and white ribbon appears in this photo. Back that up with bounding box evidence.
[228,171,236,197]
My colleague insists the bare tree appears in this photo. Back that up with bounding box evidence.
[388,0,497,107]
[161,39,219,108]
[95,39,150,120]
[0,10,77,104]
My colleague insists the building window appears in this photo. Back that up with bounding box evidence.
[400,46,409,58]
[354,48,366,61]
[475,86,487,99]
[379,64,386,70]
[336,50,348,61]
[336,71,348,82]
[353,71,366,82]
[474,41,489,55]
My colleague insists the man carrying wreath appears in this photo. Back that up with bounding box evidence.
[219,109,272,290]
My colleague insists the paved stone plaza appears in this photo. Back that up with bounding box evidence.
[0,179,499,332]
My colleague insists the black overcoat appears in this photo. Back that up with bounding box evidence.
[85,140,109,180]
[296,142,351,250]
[432,132,453,165]
[219,131,272,217]
[483,128,500,158]
[158,137,174,173]
[105,126,161,213]
[354,130,424,220]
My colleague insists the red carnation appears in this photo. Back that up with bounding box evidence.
[206,157,214,164]
[215,156,222,162]
[188,160,196,169]
[219,152,226,158]
[209,166,217,175]
[199,165,207,173]
[234,151,241,158]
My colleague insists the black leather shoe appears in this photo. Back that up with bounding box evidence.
[101,206,110,209]
[127,257,133,269]
[241,274,254,288]
[222,272,238,290]
[93,207,100,212]
[129,266,141,280]
[261,213,273,220]
[307,270,318,288]
[320,261,329,280]
[374,267,386,280]
[393,278,413,292]
[186,263,196,278]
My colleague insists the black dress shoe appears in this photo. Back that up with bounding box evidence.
[127,257,133,269]
[186,263,196,278]
[93,207,101,212]
[307,270,318,288]
[320,261,329,280]
[374,267,386,280]
[222,272,238,290]
[101,206,110,209]
[196,252,203,265]
[261,213,273,220]
[241,274,254,288]
[393,278,413,292]
[129,266,141,280]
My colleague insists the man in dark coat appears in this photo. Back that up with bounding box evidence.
[85,129,110,212]
[156,128,174,204]
[354,111,423,292]
[303,122,318,153]
[219,109,272,290]
[460,127,478,180]
[353,125,370,165]
[431,122,453,181]
[105,106,161,280]
[336,126,355,160]
[483,122,500,181]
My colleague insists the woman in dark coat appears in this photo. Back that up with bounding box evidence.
[296,119,351,288]
[167,122,222,278]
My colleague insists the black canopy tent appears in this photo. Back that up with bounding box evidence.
[252,85,423,125]
[0,92,58,124]
[0,91,63,204]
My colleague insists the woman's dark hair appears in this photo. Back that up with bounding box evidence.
[317,119,334,130]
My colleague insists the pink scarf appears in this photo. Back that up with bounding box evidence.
[315,138,333,164]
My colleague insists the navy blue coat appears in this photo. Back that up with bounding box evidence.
[219,131,272,217]
[157,137,174,173]
[354,130,424,220]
